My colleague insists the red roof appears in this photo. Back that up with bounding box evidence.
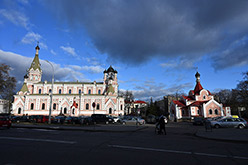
[134,100,147,104]
[172,100,186,107]
[189,101,208,106]
[194,82,203,95]
[182,95,194,101]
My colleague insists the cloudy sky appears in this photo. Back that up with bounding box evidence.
[0,0,248,101]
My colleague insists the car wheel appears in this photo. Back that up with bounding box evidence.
[122,122,126,125]
[238,124,244,129]
[215,124,220,129]
[106,121,109,125]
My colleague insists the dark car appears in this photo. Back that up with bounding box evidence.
[193,117,204,125]
[11,116,30,123]
[30,115,52,123]
[53,116,66,124]
[91,114,114,124]
[0,115,11,129]
[65,116,81,124]
[80,116,94,125]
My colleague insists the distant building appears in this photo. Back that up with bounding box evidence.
[12,45,124,116]
[0,99,9,114]
[156,95,181,116]
[170,71,231,121]
[124,100,148,116]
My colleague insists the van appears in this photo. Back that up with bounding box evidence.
[91,114,114,124]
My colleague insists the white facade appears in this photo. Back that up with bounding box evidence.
[12,46,125,116]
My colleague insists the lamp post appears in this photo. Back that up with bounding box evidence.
[45,60,54,124]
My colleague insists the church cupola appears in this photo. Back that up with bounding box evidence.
[27,44,42,82]
[195,72,200,83]
[193,71,203,95]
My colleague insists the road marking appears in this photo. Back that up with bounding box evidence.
[108,145,248,160]
[0,137,76,144]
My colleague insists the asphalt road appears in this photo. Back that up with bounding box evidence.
[1,123,248,165]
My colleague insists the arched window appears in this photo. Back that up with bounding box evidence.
[30,103,34,110]
[53,103,56,110]
[121,105,123,110]
[69,89,72,94]
[59,89,62,94]
[79,89,82,94]
[214,109,218,115]
[49,89,52,93]
[86,103,89,110]
[42,103,45,110]
[39,89,41,94]
[64,107,67,114]
[88,89,91,94]
[72,108,75,114]
[98,89,101,94]
[209,109,212,115]
[96,103,100,110]
[109,108,112,114]
[197,110,200,115]
[18,108,21,114]
[203,95,206,100]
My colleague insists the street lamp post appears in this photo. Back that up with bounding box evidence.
[45,60,54,124]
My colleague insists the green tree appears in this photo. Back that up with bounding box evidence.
[0,63,17,112]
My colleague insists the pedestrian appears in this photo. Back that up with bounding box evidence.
[159,115,166,135]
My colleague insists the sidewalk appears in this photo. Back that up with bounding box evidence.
[12,123,148,133]
[195,128,248,143]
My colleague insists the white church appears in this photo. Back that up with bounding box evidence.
[12,45,125,117]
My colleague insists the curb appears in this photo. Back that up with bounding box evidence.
[12,125,149,133]
[194,131,248,144]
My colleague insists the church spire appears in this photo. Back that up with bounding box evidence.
[29,44,41,71]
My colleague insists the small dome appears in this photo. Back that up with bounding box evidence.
[195,72,200,78]
[35,45,40,50]
[24,74,29,79]
[104,66,118,73]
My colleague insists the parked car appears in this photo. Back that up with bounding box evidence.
[11,116,30,123]
[80,116,94,125]
[0,115,11,129]
[30,115,52,123]
[65,116,81,124]
[91,114,114,124]
[193,117,204,125]
[112,116,123,123]
[53,116,66,124]
[146,115,157,124]
[122,117,145,125]
[210,117,248,129]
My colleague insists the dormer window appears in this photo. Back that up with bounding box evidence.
[203,95,206,100]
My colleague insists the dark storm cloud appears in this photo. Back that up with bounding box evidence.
[45,0,248,69]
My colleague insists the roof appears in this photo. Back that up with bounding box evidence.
[20,83,28,93]
[134,100,147,104]
[36,81,104,85]
[189,101,209,106]
[182,95,194,101]
[172,100,186,107]
[104,66,118,73]
[29,54,41,71]
[194,82,203,95]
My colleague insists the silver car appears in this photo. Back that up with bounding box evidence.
[210,117,247,129]
[122,117,145,125]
